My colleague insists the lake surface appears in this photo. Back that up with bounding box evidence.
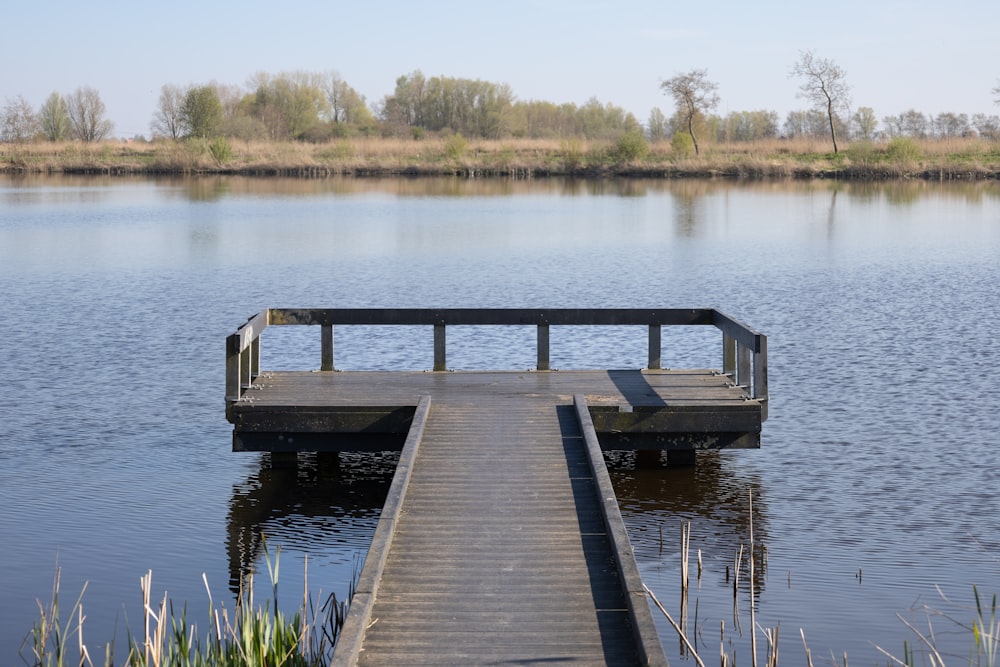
[2,174,999,665]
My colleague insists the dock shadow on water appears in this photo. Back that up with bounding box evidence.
[226,450,400,596]
[606,450,770,663]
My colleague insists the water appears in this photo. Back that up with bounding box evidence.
[2,174,999,665]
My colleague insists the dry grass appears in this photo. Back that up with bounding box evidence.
[2,136,998,178]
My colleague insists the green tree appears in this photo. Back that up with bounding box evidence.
[66,86,113,142]
[38,92,70,141]
[381,70,427,130]
[379,71,518,139]
[181,85,223,138]
[852,106,877,141]
[659,69,719,156]
[720,110,778,142]
[790,50,850,153]
[244,71,329,140]
[323,71,374,127]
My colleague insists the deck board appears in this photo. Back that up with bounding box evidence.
[235,369,745,407]
[228,369,762,454]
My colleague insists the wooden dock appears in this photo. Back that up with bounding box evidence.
[225,309,768,665]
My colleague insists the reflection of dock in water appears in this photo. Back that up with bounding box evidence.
[225,451,398,594]
[224,309,768,665]
[608,451,769,588]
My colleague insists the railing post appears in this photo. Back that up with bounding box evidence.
[647,324,661,370]
[240,343,252,390]
[226,335,241,402]
[754,335,768,420]
[434,324,446,371]
[537,324,550,371]
[723,333,736,378]
[321,324,334,371]
[737,344,751,393]
[250,336,260,379]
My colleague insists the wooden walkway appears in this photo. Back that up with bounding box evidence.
[333,396,663,665]
[224,309,768,665]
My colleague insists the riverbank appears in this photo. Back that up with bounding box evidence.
[2,136,999,179]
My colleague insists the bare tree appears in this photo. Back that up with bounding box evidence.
[933,112,969,138]
[66,86,114,141]
[790,51,850,153]
[972,113,1000,140]
[659,69,719,156]
[1,95,40,143]
[899,109,929,138]
[151,84,186,139]
[994,80,1000,106]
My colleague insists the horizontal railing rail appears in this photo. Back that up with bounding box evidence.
[226,308,767,416]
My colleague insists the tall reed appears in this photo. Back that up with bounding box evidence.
[22,543,349,667]
[647,488,1000,667]
[21,562,91,667]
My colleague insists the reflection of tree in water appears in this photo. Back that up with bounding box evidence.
[225,451,399,595]
[606,451,768,594]
[669,180,719,237]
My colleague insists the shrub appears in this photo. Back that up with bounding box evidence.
[319,141,355,161]
[444,133,467,160]
[209,136,232,164]
[671,132,695,157]
[886,137,922,164]
[560,138,584,171]
[845,140,878,166]
[611,130,649,163]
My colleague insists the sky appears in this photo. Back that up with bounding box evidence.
[3,0,999,139]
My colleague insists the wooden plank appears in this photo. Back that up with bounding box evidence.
[590,406,761,433]
[230,369,749,408]
[575,395,669,667]
[267,307,717,327]
[228,406,415,433]
[332,395,431,667]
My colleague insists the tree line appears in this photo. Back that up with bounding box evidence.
[3,61,1000,147]
[659,52,1000,156]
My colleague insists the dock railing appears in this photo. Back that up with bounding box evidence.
[226,308,768,417]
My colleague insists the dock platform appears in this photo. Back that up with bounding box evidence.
[224,309,767,665]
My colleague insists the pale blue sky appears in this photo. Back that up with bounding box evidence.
[4,0,998,138]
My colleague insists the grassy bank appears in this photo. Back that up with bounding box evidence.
[2,136,999,180]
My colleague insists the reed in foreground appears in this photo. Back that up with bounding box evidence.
[21,543,349,667]
[645,489,1000,667]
